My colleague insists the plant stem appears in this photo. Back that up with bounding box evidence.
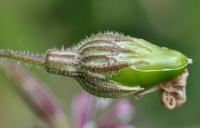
[4,64,71,128]
[0,49,45,66]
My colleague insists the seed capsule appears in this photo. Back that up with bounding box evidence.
[44,32,191,102]
[0,32,191,109]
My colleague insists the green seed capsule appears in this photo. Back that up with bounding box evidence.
[0,32,191,109]
[70,33,190,98]
[110,38,188,87]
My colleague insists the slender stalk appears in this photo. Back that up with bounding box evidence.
[4,64,71,128]
[0,49,45,66]
[134,86,159,99]
[0,49,80,77]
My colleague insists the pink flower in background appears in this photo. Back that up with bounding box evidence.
[4,64,135,128]
[72,92,96,128]
[72,91,135,128]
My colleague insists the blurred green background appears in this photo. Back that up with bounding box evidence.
[0,0,199,128]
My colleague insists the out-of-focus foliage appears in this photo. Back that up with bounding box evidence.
[0,0,199,128]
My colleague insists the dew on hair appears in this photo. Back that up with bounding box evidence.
[17,61,21,65]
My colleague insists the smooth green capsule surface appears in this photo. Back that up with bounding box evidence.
[110,38,189,87]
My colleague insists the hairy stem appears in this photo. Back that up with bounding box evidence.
[0,49,45,66]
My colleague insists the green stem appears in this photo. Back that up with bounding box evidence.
[0,49,45,66]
